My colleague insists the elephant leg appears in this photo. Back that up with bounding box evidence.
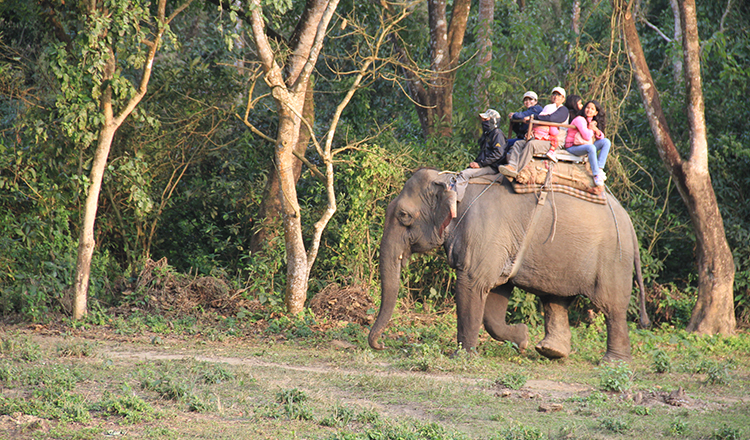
[602,308,632,362]
[455,280,486,353]
[536,296,573,359]
[483,285,529,351]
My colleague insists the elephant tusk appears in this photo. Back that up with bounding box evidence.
[398,254,403,260]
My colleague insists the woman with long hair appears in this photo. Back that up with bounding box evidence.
[563,100,611,187]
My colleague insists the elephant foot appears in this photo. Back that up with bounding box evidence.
[601,351,632,363]
[535,338,570,359]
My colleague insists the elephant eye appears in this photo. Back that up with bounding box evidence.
[397,210,413,226]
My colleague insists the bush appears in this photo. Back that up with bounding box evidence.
[598,361,633,392]
[495,372,527,390]
[652,349,672,373]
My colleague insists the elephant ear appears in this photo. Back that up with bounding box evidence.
[433,176,457,238]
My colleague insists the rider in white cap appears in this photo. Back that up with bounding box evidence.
[507,91,543,147]
[499,87,569,178]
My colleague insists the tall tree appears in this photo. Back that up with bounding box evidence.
[616,0,736,334]
[247,0,337,313]
[245,0,409,313]
[393,0,471,137]
[43,0,194,319]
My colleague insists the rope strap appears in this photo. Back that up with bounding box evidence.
[507,190,548,280]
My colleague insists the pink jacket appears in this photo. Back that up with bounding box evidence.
[565,116,603,148]
[532,104,561,141]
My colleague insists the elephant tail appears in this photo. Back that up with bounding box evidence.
[634,237,651,329]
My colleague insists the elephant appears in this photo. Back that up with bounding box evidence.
[368,168,650,362]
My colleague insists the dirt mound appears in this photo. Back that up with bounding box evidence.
[115,259,375,326]
[309,284,375,326]
[0,413,50,437]
[119,258,258,317]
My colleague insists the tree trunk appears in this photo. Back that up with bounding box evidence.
[678,0,735,333]
[74,124,116,319]
[397,0,470,137]
[669,0,683,84]
[276,101,309,314]
[249,85,314,254]
[474,0,493,111]
[617,0,735,334]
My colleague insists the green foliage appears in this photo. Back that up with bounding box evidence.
[0,336,42,362]
[696,359,733,385]
[276,388,308,405]
[0,361,91,423]
[55,340,96,358]
[198,362,235,385]
[495,372,527,390]
[506,289,542,326]
[265,311,317,339]
[645,282,696,327]
[597,361,633,392]
[96,390,155,423]
[328,419,466,440]
[275,388,313,421]
[600,417,630,433]
[567,390,608,406]
[651,349,672,374]
[396,342,448,372]
[320,404,356,428]
[709,135,750,325]
[668,418,689,437]
[492,424,547,440]
[318,145,406,286]
[711,424,744,440]
[140,374,193,402]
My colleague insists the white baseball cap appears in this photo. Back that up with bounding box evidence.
[479,109,501,119]
[522,91,538,101]
[551,87,566,97]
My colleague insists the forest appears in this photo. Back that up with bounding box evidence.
[2,0,750,333]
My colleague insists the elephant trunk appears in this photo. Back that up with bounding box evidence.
[368,228,407,350]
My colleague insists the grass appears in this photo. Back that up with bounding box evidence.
[0,309,749,439]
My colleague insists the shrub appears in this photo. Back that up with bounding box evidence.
[198,363,235,384]
[494,424,547,440]
[320,404,356,427]
[276,388,307,404]
[712,424,743,440]
[668,419,688,437]
[495,372,527,390]
[601,417,630,433]
[696,359,733,385]
[652,349,672,373]
[598,361,633,392]
[97,392,155,423]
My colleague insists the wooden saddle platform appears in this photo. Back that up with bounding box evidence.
[470,154,606,205]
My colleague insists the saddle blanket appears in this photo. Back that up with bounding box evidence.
[470,158,607,204]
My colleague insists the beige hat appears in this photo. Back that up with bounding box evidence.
[479,109,501,119]
[551,86,566,97]
[522,91,538,101]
